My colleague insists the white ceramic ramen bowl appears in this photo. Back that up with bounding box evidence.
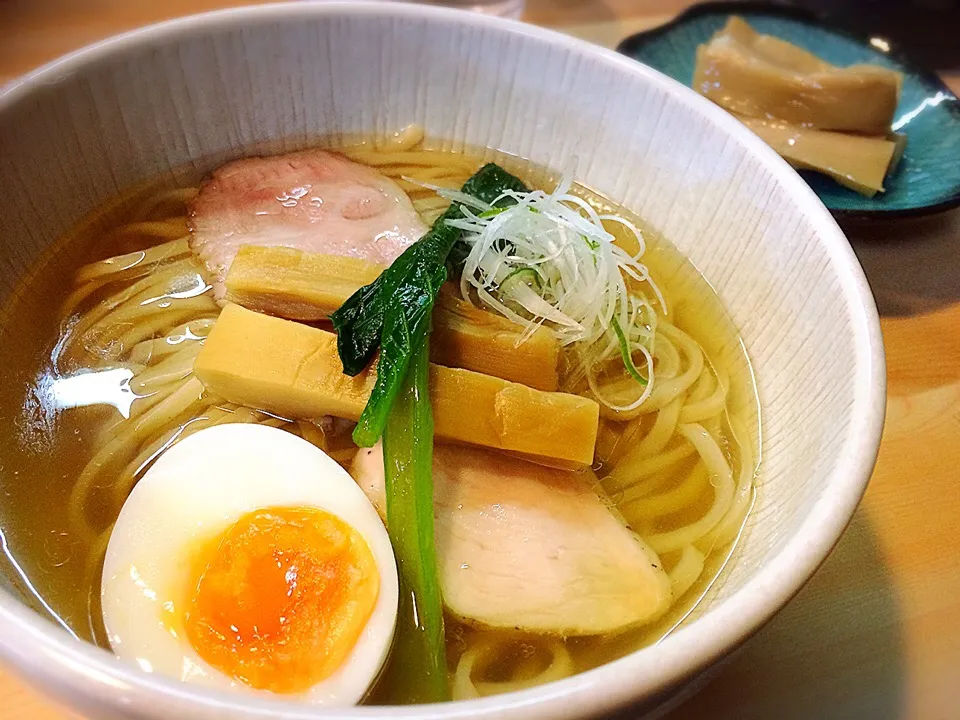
[0,3,884,719]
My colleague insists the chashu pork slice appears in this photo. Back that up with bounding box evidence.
[188,150,427,299]
[352,443,671,636]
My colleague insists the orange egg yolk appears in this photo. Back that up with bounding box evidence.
[183,506,379,694]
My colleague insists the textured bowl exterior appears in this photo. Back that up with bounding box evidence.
[0,3,884,719]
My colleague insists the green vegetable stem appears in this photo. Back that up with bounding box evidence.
[379,338,448,703]
[330,162,529,702]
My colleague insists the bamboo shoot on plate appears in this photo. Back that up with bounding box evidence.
[737,115,905,197]
[694,16,902,134]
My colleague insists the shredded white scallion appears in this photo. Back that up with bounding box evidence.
[421,174,665,412]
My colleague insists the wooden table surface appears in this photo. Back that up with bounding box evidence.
[2,1,959,718]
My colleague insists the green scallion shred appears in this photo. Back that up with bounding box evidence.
[611,315,648,386]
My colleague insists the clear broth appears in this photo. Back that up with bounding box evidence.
[0,146,760,700]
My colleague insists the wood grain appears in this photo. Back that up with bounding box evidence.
[1,2,958,719]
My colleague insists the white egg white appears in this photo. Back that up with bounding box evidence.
[101,423,398,705]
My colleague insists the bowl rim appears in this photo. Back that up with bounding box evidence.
[0,3,886,719]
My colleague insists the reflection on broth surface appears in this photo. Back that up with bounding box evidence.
[0,129,759,704]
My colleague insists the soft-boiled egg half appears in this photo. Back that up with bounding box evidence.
[101,424,398,705]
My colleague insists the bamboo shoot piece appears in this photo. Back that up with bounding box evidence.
[694,16,902,133]
[223,245,560,390]
[738,115,905,197]
[225,248,383,322]
[194,304,598,467]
